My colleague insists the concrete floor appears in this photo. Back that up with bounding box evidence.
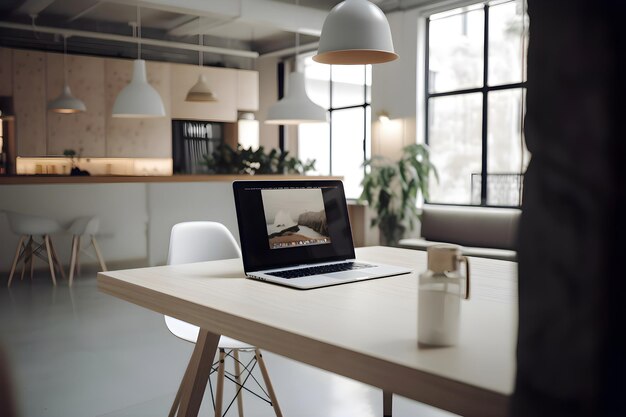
[0,267,456,417]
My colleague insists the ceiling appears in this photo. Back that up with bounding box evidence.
[0,0,433,68]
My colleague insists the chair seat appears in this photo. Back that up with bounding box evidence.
[164,315,254,350]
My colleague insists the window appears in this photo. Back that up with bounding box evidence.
[298,55,371,199]
[425,0,528,206]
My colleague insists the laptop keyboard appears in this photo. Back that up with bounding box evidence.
[267,262,374,279]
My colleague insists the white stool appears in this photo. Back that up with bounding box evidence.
[4,211,65,287]
[68,216,107,286]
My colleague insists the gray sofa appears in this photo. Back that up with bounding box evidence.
[398,204,521,261]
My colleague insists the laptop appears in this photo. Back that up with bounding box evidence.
[233,180,412,289]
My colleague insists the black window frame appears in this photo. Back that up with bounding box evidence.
[424,1,527,208]
[293,57,371,198]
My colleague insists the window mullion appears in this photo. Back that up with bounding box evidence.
[480,3,490,206]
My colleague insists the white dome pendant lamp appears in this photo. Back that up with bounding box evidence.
[112,7,165,118]
[314,0,398,65]
[186,23,217,102]
[265,72,327,124]
[266,1,327,125]
[48,35,86,114]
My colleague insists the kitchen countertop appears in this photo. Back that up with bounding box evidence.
[0,174,342,185]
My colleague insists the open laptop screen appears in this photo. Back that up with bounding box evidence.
[233,180,356,273]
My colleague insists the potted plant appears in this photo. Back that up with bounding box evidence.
[359,143,438,246]
[202,144,316,175]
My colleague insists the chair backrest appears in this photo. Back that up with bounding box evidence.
[68,216,100,236]
[167,221,241,265]
[2,210,62,236]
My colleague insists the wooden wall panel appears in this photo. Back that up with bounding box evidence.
[105,59,171,158]
[13,50,47,156]
[169,63,237,122]
[0,47,13,97]
[46,53,106,157]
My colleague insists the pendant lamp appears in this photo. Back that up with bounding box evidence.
[265,72,327,124]
[266,1,327,125]
[186,28,217,102]
[48,36,86,114]
[112,8,165,118]
[314,0,398,65]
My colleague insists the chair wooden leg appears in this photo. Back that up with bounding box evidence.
[75,236,81,276]
[49,239,66,281]
[68,236,78,287]
[214,349,226,417]
[43,235,57,286]
[91,236,107,271]
[29,240,35,280]
[233,350,244,417]
[255,349,282,417]
[21,237,32,281]
[8,236,26,287]
[383,390,393,417]
[178,329,220,417]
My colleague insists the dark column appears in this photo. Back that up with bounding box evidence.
[513,1,626,416]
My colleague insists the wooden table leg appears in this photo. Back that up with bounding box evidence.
[177,329,220,417]
[383,390,392,417]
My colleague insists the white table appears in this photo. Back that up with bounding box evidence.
[98,246,518,417]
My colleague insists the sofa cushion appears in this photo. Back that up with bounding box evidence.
[420,204,520,251]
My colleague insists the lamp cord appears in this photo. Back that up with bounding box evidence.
[137,5,141,60]
[295,0,300,70]
[63,35,68,86]
[198,18,203,68]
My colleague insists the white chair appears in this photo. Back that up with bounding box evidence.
[67,216,107,286]
[4,210,65,287]
[166,221,282,417]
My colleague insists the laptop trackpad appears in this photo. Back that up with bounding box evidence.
[325,271,372,280]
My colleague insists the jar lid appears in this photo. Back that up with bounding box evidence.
[427,244,461,273]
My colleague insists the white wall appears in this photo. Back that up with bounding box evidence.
[146,182,239,266]
[255,55,281,150]
[0,182,241,274]
[0,184,148,272]
[371,9,422,160]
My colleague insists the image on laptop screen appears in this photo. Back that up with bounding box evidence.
[261,188,331,250]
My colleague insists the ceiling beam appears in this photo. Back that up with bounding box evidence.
[118,0,328,37]
[16,0,57,15]
[104,0,239,19]
[0,21,259,58]
[66,1,102,23]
